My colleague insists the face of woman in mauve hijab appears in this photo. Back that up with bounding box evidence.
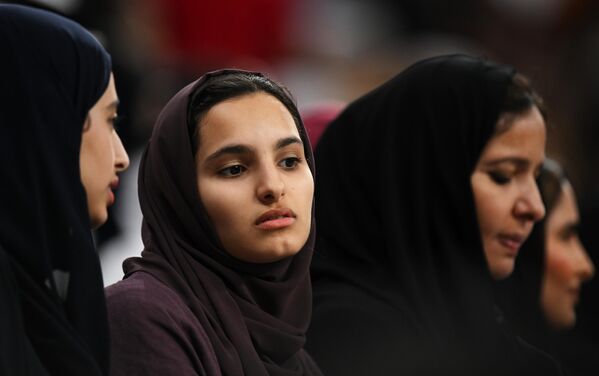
[471,105,546,280]
[195,92,314,263]
[542,182,595,329]
[80,73,130,229]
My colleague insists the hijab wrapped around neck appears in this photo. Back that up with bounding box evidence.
[310,55,520,370]
[124,70,319,375]
[0,4,111,375]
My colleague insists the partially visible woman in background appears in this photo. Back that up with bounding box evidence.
[496,159,594,373]
[0,4,129,375]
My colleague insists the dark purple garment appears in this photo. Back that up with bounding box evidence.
[106,271,221,376]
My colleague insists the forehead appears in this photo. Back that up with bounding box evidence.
[480,107,546,160]
[94,73,118,110]
[197,93,300,150]
[549,183,579,224]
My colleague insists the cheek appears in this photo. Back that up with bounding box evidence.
[199,183,240,230]
[545,246,574,284]
[292,169,315,218]
[471,178,511,238]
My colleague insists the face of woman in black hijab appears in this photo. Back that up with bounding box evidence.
[542,182,594,328]
[471,105,546,280]
[80,73,130,229]
[195,92,314,263]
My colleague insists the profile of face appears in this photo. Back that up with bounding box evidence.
[471,106,546,280]
[541,183,595,329]
[80,73,130,229]
[196,92,314,263]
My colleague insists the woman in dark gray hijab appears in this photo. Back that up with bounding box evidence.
[0,4,128,375]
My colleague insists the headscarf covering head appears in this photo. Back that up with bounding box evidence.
[125,69,320,375]
[0,4,112,375]
[311,55,520,360]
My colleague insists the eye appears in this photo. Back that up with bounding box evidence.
[219,164,246,177]
[489,171,511,185]
[279,157,301,170]
[108,114,121,131]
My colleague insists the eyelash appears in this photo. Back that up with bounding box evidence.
[279,156,301,169]
[217,157,302,178]
[109,115,121,131]
[489,171,511,185]
[219,165,246,177]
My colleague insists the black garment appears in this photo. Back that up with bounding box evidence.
[0,5,112,375]
[306,54,562,375]
[110,70,322,375]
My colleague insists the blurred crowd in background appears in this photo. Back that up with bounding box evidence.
[4,0,599,368]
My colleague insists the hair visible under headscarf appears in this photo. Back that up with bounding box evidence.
[0,4,112,375]
[124,70,320,375]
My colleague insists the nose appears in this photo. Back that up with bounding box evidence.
[576,242,595,282]
[256,164,285,204]
[514,179,546,222]
[113,131,130,173]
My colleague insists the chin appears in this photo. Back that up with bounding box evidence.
[89,211,108,230]
[547,310,576,330]
[489,262,514,280]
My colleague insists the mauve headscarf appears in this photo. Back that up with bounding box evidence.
[124,70,321,375]
[0,4,112,375]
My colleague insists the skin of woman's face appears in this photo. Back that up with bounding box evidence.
[541,183,595,329]
[80,73,130,229]
[471,106,546,280]
[195,92,314,263]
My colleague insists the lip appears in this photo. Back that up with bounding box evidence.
[255,208,296,230]
[497,233,526,255]
[568,287,580,304]
[107,177,119,206]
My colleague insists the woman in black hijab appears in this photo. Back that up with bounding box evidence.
[106,70,322,375]
[306,54,562,375]
[0,4,129,375]
[496,159,595,375]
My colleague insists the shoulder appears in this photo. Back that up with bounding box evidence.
[105,271,203,338]
[105,272,220,376]
[106,271,187,316]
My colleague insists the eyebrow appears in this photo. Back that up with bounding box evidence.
[276,136,303,149]
[204,136,303,163]
[483,157,535,168]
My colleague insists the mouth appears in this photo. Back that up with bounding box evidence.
[497,233,526,255]
[568,287,581,304]
[107,177,119,206]
[110,177,120,190]
[255,208,296,230]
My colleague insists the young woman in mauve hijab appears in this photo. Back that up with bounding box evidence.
[306,54,564,375]
[105,70,322,376]
[496,159,595,375]
[0,4,129,375]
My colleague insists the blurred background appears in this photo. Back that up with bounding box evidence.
[4,0,598,371]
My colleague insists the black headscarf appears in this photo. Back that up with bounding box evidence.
[307,54,561,375]
[0,4,111,375]
[123,70,321,375]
